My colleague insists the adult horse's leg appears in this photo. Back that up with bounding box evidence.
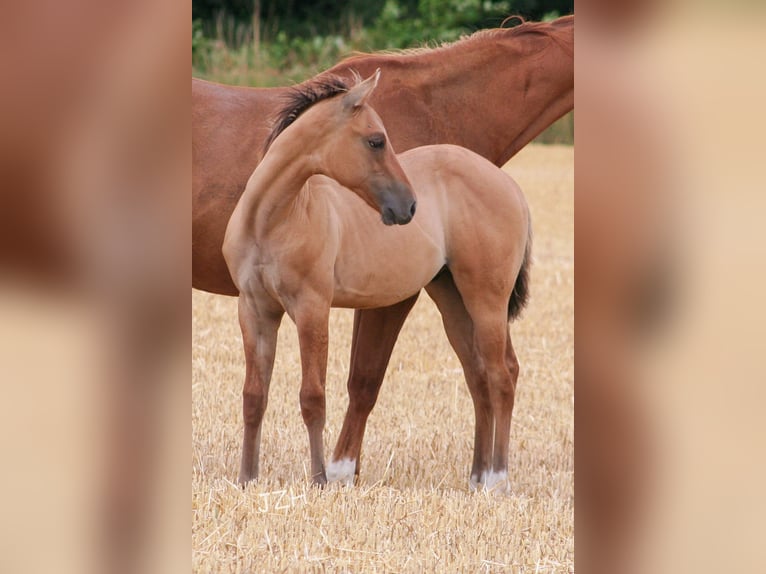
[237,296,283,485]
[424,273,494,489]
[294,301,332,486]
[327,294,420,484]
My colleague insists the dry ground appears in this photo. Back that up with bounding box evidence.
[192,143,573,572]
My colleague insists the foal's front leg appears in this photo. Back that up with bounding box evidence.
[237,295,283,485]
[294,302,331,485]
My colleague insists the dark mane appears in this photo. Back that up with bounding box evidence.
[263,75,350,153]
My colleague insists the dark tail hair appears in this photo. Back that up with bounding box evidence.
[508,219,532,321]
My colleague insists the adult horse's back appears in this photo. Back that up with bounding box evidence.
[192,15,573,296]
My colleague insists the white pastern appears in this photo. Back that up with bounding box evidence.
[468,470,511,496]
[469,471,486,492]
[326,458,356,486]
[484,470,511,495]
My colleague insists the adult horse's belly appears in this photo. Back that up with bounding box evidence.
[330,192,445,309]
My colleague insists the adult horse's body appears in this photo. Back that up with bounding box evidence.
[223,72,531,491]
[194,15,572,481]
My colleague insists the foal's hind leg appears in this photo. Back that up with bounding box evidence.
[471,310,516,494]
[450,275,517,495]
[237,295,283,485]
[425,273,494,489]
[328,294,420,485]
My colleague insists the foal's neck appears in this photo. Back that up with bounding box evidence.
[240,123,321,239]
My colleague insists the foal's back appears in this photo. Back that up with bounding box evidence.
[398,145,529,270]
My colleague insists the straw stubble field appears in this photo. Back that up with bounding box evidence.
[192,143,573,572]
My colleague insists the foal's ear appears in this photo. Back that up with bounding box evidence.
[342,69,381,114]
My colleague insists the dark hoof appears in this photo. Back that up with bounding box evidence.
[238,474,258,488]
[311,471,328,488]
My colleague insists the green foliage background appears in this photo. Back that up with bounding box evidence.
[192,0,573,144]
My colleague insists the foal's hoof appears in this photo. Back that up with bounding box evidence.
[238,474,258,488]
[310,471,328,488]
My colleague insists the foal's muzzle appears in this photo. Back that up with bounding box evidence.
[380,183,417,226]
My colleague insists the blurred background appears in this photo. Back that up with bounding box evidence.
[576,3,766,573]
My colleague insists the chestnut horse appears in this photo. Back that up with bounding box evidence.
[194,15,571,481]
[223,72,531,492]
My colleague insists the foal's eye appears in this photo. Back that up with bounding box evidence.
[368,137,385,150]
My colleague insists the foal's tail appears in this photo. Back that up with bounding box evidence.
[508,215,532,322]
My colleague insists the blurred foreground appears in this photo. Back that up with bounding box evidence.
[0,1,189,573]
[577,1,766,572]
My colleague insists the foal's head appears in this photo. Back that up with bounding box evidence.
[268,70,417,226]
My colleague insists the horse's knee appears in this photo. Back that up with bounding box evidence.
[299,386,326,425]
[242,386,267,426]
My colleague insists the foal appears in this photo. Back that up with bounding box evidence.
[223,71,531,492]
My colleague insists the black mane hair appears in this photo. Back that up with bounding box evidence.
[263,75,350,153]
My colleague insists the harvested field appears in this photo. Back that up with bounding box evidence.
[192,143,574,572]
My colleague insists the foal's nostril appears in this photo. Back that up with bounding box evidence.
[409,201,417,217]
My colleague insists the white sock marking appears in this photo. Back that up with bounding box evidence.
[468,469,511,495]
[326,458,356,486]
[484,470,511,495]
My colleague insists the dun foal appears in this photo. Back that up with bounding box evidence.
[223,71,531,492]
